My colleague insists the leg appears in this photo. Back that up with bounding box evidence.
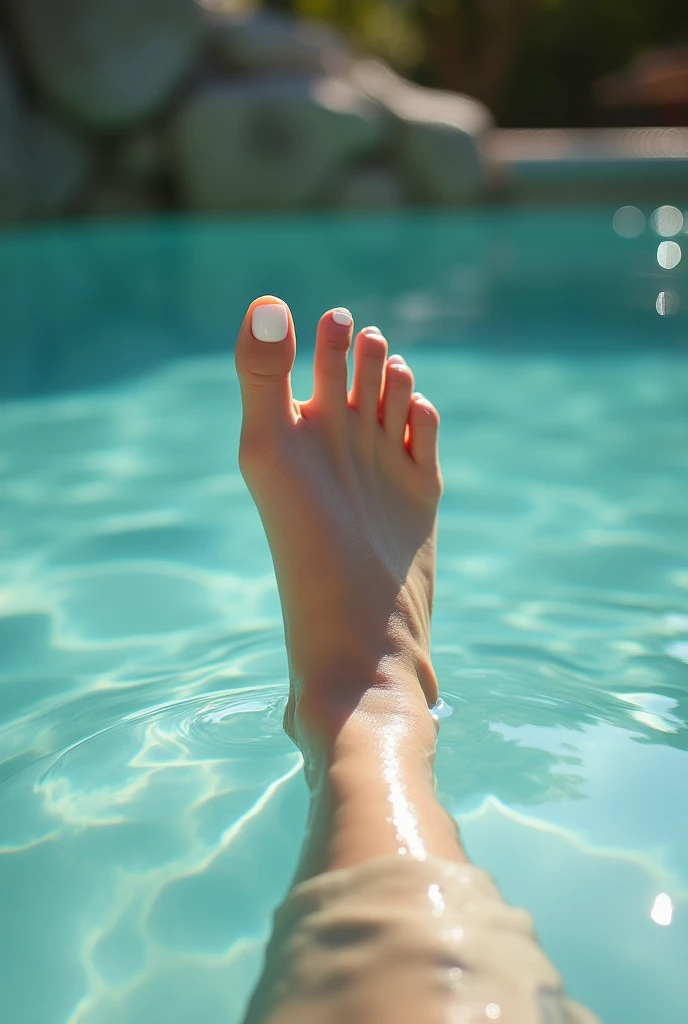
[236,296,459,869]
[235,298,598,1024]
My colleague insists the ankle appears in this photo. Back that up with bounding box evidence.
[287,660,439,790]
[288,635,438,726]
[309,706,437,793]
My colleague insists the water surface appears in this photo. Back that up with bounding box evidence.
[0,212,687,1024]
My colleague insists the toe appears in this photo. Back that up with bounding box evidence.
[408,392,440,473]
[235,296,297,443]
[349,327,388,426]
[381,355,414,444]
[311,307,354,419]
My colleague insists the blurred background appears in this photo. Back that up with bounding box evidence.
[269,0,688,129]
[2,0,688,224]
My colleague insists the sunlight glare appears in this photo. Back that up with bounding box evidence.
[650,893,673,926]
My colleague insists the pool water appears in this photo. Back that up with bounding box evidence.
[0,212,687,1024]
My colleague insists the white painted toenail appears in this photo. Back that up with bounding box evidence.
[332,308,353,327]
[362,326,383,336]
[388,354,406,365]
[252,304,289,342]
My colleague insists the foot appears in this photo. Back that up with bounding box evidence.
[235,297,442,766]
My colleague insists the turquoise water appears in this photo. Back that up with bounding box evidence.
[0,212,687,1024]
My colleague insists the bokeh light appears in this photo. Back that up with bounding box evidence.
[612,206,645,238]
[650,206,684,237]
[655,291,680,316]
[657,241,682,269]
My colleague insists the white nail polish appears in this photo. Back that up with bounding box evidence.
[252,304,289,343]
[332,308,353,327]
[363,326,384,337]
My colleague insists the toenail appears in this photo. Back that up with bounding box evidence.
[332,308,353,327]
[388,354,406,365]
[252,303,289,343]
[362,326,383,336]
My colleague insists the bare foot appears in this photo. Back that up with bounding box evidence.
[235,297,442,768]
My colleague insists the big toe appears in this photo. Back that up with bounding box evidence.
[235,297,297,440]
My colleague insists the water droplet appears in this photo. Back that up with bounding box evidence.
[431,697,454,720]
[428,883,445,916]
[446,966,463,988]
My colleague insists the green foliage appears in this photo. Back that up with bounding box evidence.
[291,0,424,70]
[264,0,688,126]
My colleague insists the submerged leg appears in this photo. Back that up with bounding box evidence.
[235,297,598,1024]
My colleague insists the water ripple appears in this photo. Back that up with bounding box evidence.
[178,687,289,758]
[0,254,687,1024]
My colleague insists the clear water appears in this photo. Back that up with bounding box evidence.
[0,212,687,1024]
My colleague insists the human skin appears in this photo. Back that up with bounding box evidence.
[236,298,600,1024]
[235,296,467,879]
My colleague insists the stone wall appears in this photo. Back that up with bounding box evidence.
[0,1,492,223]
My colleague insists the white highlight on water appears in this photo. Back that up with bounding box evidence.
[650,893,673,926]
[650,206,684,237]
[657,241,682,269]
[612,206,645,238]
[655,291,679,316]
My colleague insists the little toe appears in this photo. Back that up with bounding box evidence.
[350,327,388,427]
[311,307,354,420]
[381,355,415,445]
[235,296,297,443]
[408,392,441,473]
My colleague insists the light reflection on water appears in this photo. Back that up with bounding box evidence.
[657,240,682,270]
[656,290,680,316]
[650,206,684,238]
[0,213,687,1024]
